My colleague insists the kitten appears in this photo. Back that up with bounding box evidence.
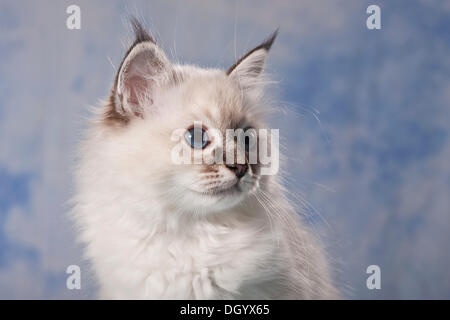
[72,18,338,299]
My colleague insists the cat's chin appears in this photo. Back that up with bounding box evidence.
[190,184,240,197]
[183,185,248,213]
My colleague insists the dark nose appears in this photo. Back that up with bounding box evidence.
[226,163,248,179]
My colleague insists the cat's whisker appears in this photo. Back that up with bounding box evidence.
[251,192,279,247]
[281,175,333,233]
[256,188,302,247]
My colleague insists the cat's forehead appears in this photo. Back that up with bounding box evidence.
[177,68,250,129]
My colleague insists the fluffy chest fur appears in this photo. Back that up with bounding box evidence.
[95,217,285,299]
[74,175,289,299]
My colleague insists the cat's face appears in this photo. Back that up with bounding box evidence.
[101,20,276,215]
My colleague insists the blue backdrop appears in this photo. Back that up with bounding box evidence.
[0,0,449,299]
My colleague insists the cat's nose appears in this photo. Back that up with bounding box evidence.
[226,163,248,179]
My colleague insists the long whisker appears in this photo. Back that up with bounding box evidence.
[251,192,278,247]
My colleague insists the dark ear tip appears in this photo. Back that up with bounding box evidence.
[129,16,156,44]
[262,28,279,52]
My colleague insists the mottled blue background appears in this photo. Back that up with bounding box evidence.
[0,0,449,299]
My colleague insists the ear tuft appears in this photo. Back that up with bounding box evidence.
[130,16,155,44]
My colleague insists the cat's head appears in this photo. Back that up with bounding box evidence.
[100,19,278,215]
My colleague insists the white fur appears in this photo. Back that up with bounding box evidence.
[71,35,338,299]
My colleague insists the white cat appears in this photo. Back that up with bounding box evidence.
[71,19,338,299]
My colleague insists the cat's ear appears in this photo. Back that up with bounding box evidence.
[110,19,172,121]
[227,30,278,91]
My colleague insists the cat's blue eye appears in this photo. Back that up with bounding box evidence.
[184,126,209,149]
